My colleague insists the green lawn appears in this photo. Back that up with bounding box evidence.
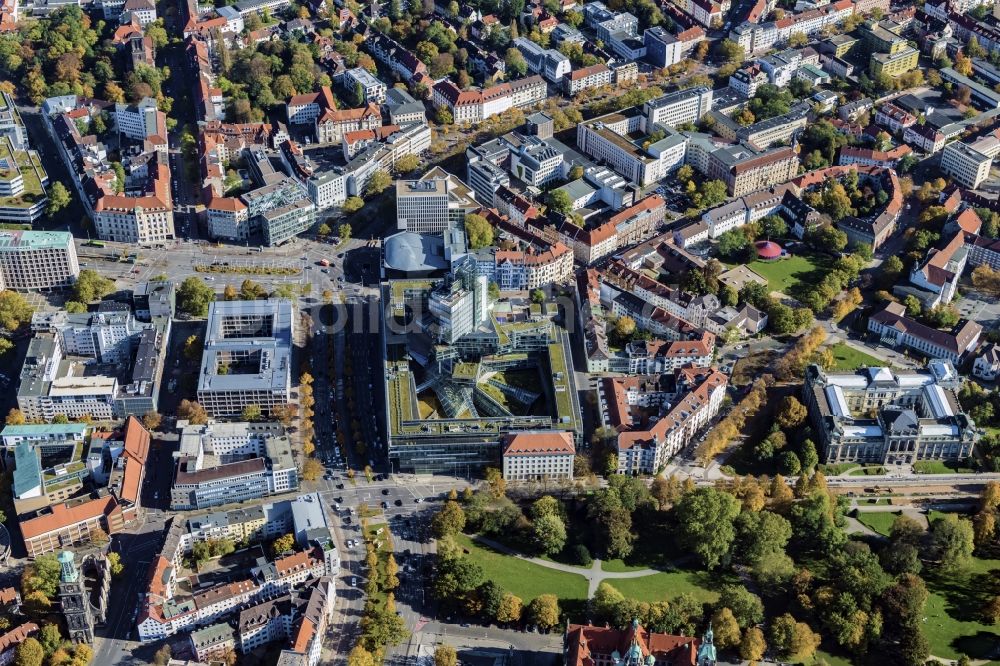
[746,253,826,294]
[847,465,887,476]
[455,534,590,602]
[605,569,728,605]
[827,342,887,371]
[601,558,649,572]
[859,498,891,505]
[854,510,901,536]
[924,556,1000,660]
[913,460,976,474]
[818,463,855,476]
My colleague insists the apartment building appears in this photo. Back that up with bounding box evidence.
[285,87,337,126]
[868,301,982,363]
[513,37,571,83]
[613,330,715,373]
[904,123,946,154]
[838,145,912,169]
[206,197,250,241]
[432,76,547,124]
[613,368,728,474]
[728,64,769,97]
[874,102,917,133]
[501,431,575,482]
[197,300,294,416]
[342,67,387,105]
[114,98,162,141]
[492,241,574,290]
[564,63,613,95]
[804,361,978,464]
[0,230,79,291]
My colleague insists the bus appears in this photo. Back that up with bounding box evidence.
[85,240,106,248]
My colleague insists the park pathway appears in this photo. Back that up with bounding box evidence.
[472,535,661,598]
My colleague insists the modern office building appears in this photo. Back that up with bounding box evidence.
[0,231,79,290]
[644,87,713,128]
[170,421,298,510]
[395,167,479,233]
[197,300,294,416]
[803,361,979,464]
[941,140,993,190]
[383,268,581,475]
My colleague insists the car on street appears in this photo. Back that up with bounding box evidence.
[351,577,357,586]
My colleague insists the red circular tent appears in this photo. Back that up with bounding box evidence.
[755,240,783,261]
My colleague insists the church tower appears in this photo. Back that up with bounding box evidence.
[696,623,717,666]
[58,551,96,644]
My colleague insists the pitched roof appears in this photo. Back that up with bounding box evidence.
[118,416,150,506]
[0,623,38,655]
[502,431,575,457]
[20,495,118,539]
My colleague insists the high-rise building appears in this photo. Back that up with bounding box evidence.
[395,167,478,233]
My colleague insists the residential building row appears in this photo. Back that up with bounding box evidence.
[18,298,171,422]
[137,493,337,645]
[43,95,175,245]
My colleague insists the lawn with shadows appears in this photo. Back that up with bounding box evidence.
[924,556,1000,660]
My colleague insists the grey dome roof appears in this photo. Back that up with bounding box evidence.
[383,231,450,273]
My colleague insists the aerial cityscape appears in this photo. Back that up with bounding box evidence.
[1,0,1000,662]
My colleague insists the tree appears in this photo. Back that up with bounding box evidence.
[434,645,457,666]
[718,585,764,627]
[710,607,741,649]
[177,399,209,425]
[432,501,466,537]
[152,645,172,666]
[736,510,792,565]
[5,408,24,425]
[718,229,750,259]
[347,645,376,666]
[740,627,766,664]
[37,623,62,656]
[928,513,975,572]
[675,488,741,568]
[272,533,296,555]
[505,48,528,77]
[15,638,44,666]
[781,450,802,475]
[800,439,819,473]
[46,182,71,216]
[343,196,364,214]
[339,223,353,241]
[770,614,821,660]
[107,551,124,576]
[177,276,216,317]
[183,334,204,362]
[366,170,392,196]
[485,467,507,498]
[302,457,323,481]
[241,404,262,421]
[547,189,572,215]
[464,213,494,249]
[614,315,636,338]
[531,289,546,304]
[718,39,746,64]
[396,154,420,173]
[776,396,807,430]
[72,269,116,304]
[528,594,560,629]
[532,513,567,555]
[496,593,523,623]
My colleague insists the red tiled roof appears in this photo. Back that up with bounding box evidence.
[20,495,118,539]
[502,431,575,457]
